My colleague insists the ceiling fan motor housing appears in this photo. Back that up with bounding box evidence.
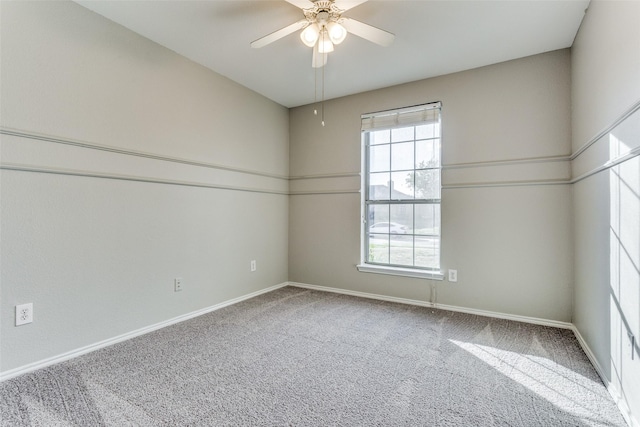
[304,1,344,26]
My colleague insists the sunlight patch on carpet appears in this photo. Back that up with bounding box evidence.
[450,338,611,423]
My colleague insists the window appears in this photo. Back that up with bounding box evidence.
[358,102,442,279]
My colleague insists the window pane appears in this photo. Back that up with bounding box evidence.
[415,204,440,235]
[389,235,413,265]
[390,171,414,199]
[368,234,389,264]
[416,139,440,168]
[370,129,390,145]
[391,127,414,142]
[369,172,390,200]
[416,123,440,140]
[391,141,414,171]
[412,169,440,199]
[390,204,412,234]
[368,204,390,233]
[415,237,439,268]
[369,144,390,173]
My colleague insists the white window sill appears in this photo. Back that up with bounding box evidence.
[356,264,444,280]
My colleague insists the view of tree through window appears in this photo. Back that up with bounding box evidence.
[362,103,441,270]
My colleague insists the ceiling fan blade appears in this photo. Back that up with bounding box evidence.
[251,19,309,49]
[312,43,328,68]
[334,0,368,12]
[284,0,315,10]
[341,17,395,47]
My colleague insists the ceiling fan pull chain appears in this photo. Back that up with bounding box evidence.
[321,55,325,127]
[314,47,319,116]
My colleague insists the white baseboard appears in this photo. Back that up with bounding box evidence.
[571,326,609,390]
[572,326,639,427]
[287,281,573,329]
[0,282,289,382]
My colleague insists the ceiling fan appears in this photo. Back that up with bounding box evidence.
[251,0,395,68]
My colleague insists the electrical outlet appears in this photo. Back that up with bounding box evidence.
[448,269,458,282]
[174,278,183,292]
[250,260,257,272]
[16,303,33,326]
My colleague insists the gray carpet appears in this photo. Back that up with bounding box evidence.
[0,286,627,426]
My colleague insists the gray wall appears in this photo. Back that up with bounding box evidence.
[571,0,640,424]
[289,50,574,322]
[0,1,289,372]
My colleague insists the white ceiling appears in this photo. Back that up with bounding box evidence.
[75,0,589,108]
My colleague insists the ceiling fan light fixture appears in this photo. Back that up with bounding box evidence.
[317,29,334,53]
[327,21,347,45]
[300,23,320,47]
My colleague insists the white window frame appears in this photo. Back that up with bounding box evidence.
[357,102,444,280]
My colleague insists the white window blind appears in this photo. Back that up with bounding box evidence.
[361,102,441,132]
